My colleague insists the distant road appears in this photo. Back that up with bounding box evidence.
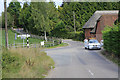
[45,40,118,78]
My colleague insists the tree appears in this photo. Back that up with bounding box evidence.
[30,2,60,41]
[2,12,13,28]
[19,2,32,32]
[51,21,68,38]
[7,0,21,27]
[118,2,120,23]
[59,2,119,32]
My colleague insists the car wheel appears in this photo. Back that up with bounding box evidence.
[85,47,87,49]
[99,48,101,50]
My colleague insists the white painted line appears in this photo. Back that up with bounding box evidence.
[88,69,94,76]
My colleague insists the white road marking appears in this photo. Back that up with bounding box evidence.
[88,69,94,76]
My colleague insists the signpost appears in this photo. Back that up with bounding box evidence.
[17,34,30,48]
[41,41,44,47]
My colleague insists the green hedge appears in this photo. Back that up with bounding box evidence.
[67,31,84,41]
[102,25,120,57]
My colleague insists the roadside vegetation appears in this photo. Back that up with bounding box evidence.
[2,29,43,46]
[102,24,120,66]
[1,29,67,48]
[2,48,55,78]
[1,1,119,41]
[0,1,119,78]
[46,43,68,49]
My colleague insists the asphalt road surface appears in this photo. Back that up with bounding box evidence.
[45,40,118,78]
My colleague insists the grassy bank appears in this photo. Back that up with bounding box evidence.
[46,43,68,49]
[101,50,120,67]
[1,29,43,46]
[2,48,54,78]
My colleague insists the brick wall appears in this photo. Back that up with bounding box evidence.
[85,29,91,39]
[96,14,118,42]
[84,14,118,42]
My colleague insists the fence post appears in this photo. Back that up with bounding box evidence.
[53,40,54,46]
[27,37,29,48]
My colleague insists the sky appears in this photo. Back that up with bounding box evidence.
[0,0,63,16]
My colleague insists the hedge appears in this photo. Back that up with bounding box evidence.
[102,24,120,57]
[67,31,85,41]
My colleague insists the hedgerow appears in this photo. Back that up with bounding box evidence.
[102,24,120,57]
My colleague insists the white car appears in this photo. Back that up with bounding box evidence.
[84,39,101,50]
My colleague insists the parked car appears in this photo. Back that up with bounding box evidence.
[84,39,101,50]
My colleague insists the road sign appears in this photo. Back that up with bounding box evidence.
[17,34,30,39]
[41,41,44,46]
[21,36,26,39]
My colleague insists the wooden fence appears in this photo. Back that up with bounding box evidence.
[8,40,62,48]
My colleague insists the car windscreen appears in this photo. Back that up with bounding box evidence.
[89,40,99,43]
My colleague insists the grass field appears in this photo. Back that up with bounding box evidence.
[1,29,68,48]
[2,48,55,78]
[1,29,43,46]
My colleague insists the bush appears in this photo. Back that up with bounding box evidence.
[102,25,120,57]
[50,21,68,38]
[67,31,84,41]
[2,48,23,77]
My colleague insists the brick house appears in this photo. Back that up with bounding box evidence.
[83,10,118,42]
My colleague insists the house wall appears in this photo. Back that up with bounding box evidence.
[96,14,118,42]
[85,29,91,39]
[100,15,118,31]
[85,29,96,39]
[96,19,102,42]
[84,14,118,42]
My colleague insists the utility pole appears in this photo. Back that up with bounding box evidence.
[73,11,76,33]
[4,0,8,48]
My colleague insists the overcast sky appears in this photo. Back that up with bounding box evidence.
[0,0,63,16]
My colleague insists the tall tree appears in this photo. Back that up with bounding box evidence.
[19,2,32,32]
[7,0,21,27]
[59,2,119,32]
[118,1,120,23]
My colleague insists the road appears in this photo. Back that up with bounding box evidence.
[45,40,118,78]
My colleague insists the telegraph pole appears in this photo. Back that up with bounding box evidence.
[73,11,76,33]
[4,0,8,48]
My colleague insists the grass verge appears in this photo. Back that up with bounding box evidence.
[1,29,43,46]
[101,49,120,66]
[2,48,54,78]
[45,43,68,49]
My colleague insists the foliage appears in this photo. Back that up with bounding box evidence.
[102,24,120,57]
[67,31,84,41]
[2,48,55,78]
[2,48,24,77]
[1,29,43,46]
[50,21,68,38]
[19,2,32,32]
[59,2,119,32]
[2,2,119,41]
[2,12,14,28]
[7,0,21,27]
[118,2,120,23]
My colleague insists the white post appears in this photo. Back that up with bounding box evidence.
[23,39,24,48]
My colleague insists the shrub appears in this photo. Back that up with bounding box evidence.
[50,21,68,38]
[67,31,84,41]
[102,25,120,57]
